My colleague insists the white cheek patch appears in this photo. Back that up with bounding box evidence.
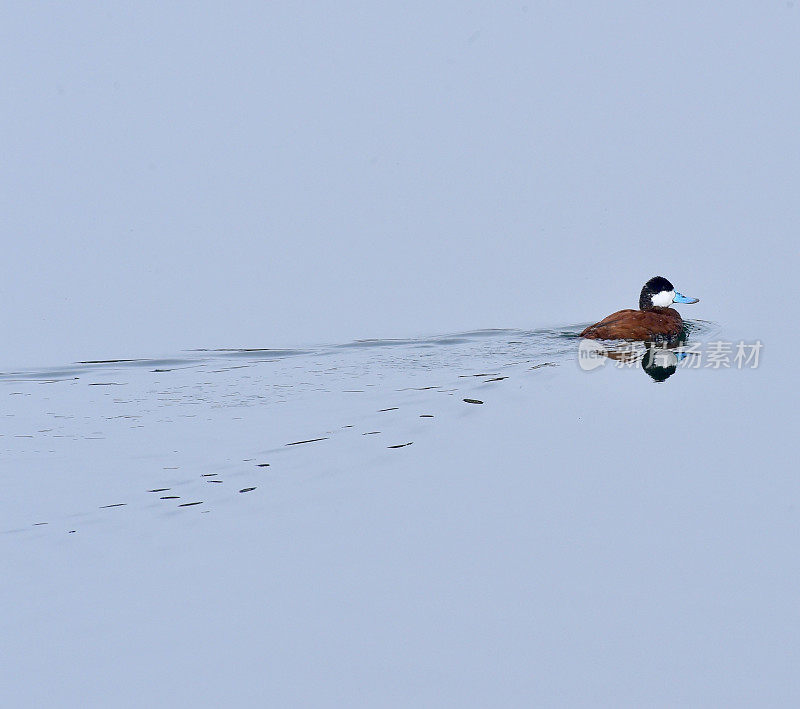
[651,289,675,308]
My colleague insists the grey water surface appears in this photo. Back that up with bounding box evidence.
[2,1,799,707]
[3,317,794,706]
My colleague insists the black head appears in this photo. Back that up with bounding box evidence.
[639,276,675,310]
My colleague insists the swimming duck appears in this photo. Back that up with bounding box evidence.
[580,276,699,341]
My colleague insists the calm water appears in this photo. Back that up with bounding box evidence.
[3,319,795,706]
[1,320,722,534]
[3,2,797,704]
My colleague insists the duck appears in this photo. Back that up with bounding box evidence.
[580,276,699,341]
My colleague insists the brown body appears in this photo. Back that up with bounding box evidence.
[580,307,684,341]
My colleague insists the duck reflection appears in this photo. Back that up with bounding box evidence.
[581,339,694,382]
[641,345,685,382]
